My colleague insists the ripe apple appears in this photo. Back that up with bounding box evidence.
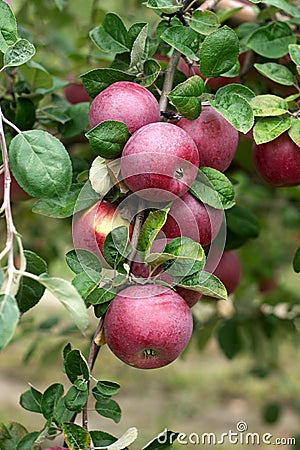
[89,81,161,134]
[121,122,199,202]
[252,133,300,187]
[64,82,90,104]
[103,284,193,369]
[206,250,242,295]
[176,105,239,172]
[161,192,223,246]
[0,173,30,202]
[72,200,132,267]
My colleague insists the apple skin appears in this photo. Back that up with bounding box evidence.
[0,173,30,202]
[89,81,161,134]
[176,105,239,172]
[64,82,90,104]
[3,0,12,6]
[72,200,132,267]
[121,122,199,202]
[103,284,193,369]
[252,133,300,187]
[161,192,223,246]
[209,250,242,295]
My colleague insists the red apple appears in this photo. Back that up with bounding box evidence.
[0,173,30,202]
[215,0,257,25]
[121,122,199,202]
[103,284,193,369]
[64,82,90,104]
[176,105,239,172]
[72,200,132,267]
[206,250,242,295]
[252,133,300,187]
[161,192,223,246]
[89,81,161,134]
[175,287,201,307]
[3,0,12,6]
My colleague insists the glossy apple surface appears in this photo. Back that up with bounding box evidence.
[64,82,90,104]
[89,81,160,133]
[176,106,239,172]
[252,133,300,187]
[104,284,193,369]
[72,200,132,267]
[121,122,199,202]
[211,250,242,295]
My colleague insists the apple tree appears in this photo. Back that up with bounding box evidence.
[0,0,300,448]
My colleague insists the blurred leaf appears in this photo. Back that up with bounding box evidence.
[65,385,88,413]
[250,0,300,17]
[81,68,135,98]
[293,247,300,273]
[60,102,89,138]
[0,422,27,450]
[103,225,130,268]
[188,10,220,35]
[55,0,67,10]
[63,423,91,450]
[19,386,42,413]
[217,319,242,359]
[15,98,36,131]
[289,44,300,65]
[176,271,227,300]
[226,205,260,239]
[288,119,300,147]
[144,0,182,14]
[41,383,64,420]
[64,349,90,383]
[86,120,131,159]
[0,294,19,350]
[95,381,121,397]
[246,21,296,58]
[253,116,291,144]
[95,396,122,423]
[262,402,281,424]
[16,431,41,450]
[199,26,239,77]
[254,62,294,86]
[167,76,204,120]
[141,59,161,87]
[161,25,201,61]
[9,130,72,199]
[250,95,289,116]
[0,268,4,289]
[0,1,18,53]
[138,208,169,255]
[142,430,179,449]
[66,249,102,278]
[4,39,35,67]
[90,13,129,54]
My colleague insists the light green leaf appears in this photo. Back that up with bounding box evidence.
[38,275,88,333]
[144,0,182,14]
[138,208,170,255]
[130,23,148,68]
[141,59,161,87]
[86,120,131,159]
[254,62,295,86]
[81,68,135,98]
[188,10,220,35]
[103,226,130,268]
[253,116,291,144]
[62,423,91,450]
[0,0,18,53]
[161,237,206,277]
[4,39,35,67]
[289,44,300,66]
[0,294,19,350]
[176,271,227,300]
[95,397,122,423]
[250,0,300,17]
[246,21,296,58]
[161,25,201,61]
[167,76,204,120]
[90,13,129,54]
[288,119,300,147]
[95,381,121,397]
[250,95,289,116]
[65,386,88,412]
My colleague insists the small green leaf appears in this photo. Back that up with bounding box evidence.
[52,396,75,427]
[250,95,289,116]
[254,62,295,86]
[253,116,291,144]
[95,397,122,423]
[65,386,88,413]
[188,10,220,35]
[19,386,42,414]
[103,226,130,268]
[60,102,89,139]
[141,59,161,87]
[190,167,235,210]
[0,1,18,53]
[293,247,300,273]
[95,381,121,397]
[176,271,227,300]
[199,26,239,77]
[38,275,88,333]
[162,237,206,277]
[62,423,91,450]
[246,21,296,58]
[144,0,182,14]
[20,61,53,92]
[81,68,135,98]
[217,318,242,359]
[64,349,90,383]
[138,208,170,255]
[86,120,131,159]
[41,383,64,420]
[130,23,148,68]
[16,431,41,450]
[9,130,72,199]
[72,272,98,300]
[289,44,300,66]
[90,431,118,448]
[66,249,102,278]
[143,430,179,449]
[0,294,19,350]
[226,205,260,239]
[167,76,204,120]
[161,25,201,61]
[4,39,35,67]
[90,13,129,54]
[288,119,300,147]
[86,286,116,306]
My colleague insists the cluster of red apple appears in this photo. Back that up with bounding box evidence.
[73,80,242,369]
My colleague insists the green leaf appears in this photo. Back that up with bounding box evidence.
[289,44,300,66]
[81,68,135,98]
[143,430,179,449]
[190,167,235,210]
[86,286,116,306]
[38,275,88,333]
[66,249,102,278]
[0,294,19,350]
[141,59,161,87]
[95,380,121,397]
[19,386,42,413]
[251,0,300,17]
[0,422,28,450]
[20,61,53,92]
[250,95,289,116]
[64,386,88,413]
[217,318,242,359]
[138,208,170,255]
[161,25,201,61]
[86,120,131,159]
[167,76,204,120]
[103,225,130,268]
[253,116,291,144]
[0,268,4,289]
[52,396,75,427]
[90,431,118,448]
[254,62,295,86]
[226,205,260,239]
[60,102,89,139]
[90,13,129,54]
[95,397,122,423]
[0,1,18,53]
[199,26,239,78]
[210,84,254,133]
[176,271,227,300]
[288,119,300,147]
[62,423,91,450]
[4,39,35,67]
[293,247,300,273]
[130,23,148,68]
[161,237,206,277]
[144,0,182,14]
[246,21,296,58]
[72,272,98,300]
[16,431,41,450]
[64,349,90,383]
[9,130,72,199]
[16,250,47,313]
[188,10,220,35]
[41,383,64,420]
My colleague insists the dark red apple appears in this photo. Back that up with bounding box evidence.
[72,200,132,267]
[103,284,193,369]
[208,250,242,295]
[89,81,161,134]
[0,173,30,202]
[252,133,300,187]
[64,82,90,104]
[121,122,199,202]
[176,105,239,172]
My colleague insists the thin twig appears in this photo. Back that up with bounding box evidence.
[159,49,181,113]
